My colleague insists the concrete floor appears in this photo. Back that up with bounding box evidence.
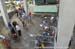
[0,14,55,49]
[9,14,55,49]
[10,15,43,49]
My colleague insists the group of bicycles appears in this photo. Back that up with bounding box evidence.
[34,16,58,49]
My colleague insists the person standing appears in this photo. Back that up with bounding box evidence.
[18,5,25,19]
[8,22,12,31]
[21,12,26,27]
[15,9,18,17]
[28,12,32,20]
[15,24,22,37]
[11,21,18,40]
[12,21,17,28]
[18,5,26,27]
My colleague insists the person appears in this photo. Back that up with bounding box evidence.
[12,21,17,28]
[8,22,12,31]
[28,12,32,22]
[11,27,18,40]
[18,5,26,27]
[18,5,25,18]
[15,9,18,17]
[8,22,17,40]
[21,12,26,27]
[15,24,22,37]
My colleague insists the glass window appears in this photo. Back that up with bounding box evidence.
[46,0,57,4]
[35,0,57,5]
[35,0,44,5]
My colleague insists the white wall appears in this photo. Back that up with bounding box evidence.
[55,0,75,49]
[23,0,28,16]
[0,0,9,27]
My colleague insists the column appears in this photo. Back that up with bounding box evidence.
[0,0,9,27]
[23,0,28,16]
[55,0,75,49]
[33,0,35,5]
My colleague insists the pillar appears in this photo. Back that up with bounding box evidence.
[55,0,75,49]
[32,0,35,5]
[23,0,28,16]
[0,0,9,27]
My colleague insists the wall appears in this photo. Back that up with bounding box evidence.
[55,0,75,49]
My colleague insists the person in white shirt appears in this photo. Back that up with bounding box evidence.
[16,24,21,36]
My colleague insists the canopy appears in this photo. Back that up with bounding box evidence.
[33,5,58,12]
